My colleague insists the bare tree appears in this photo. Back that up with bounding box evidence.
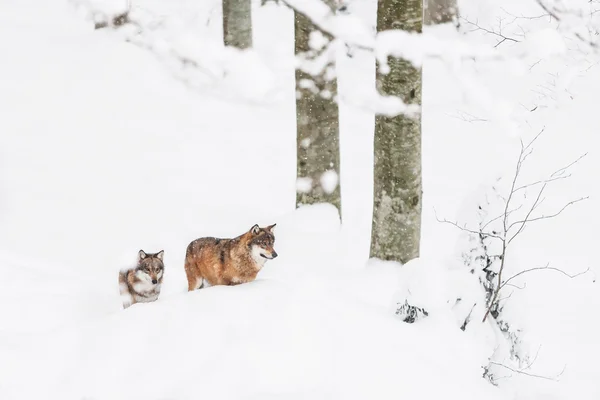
[294,1,341,215]
[424,0,458,26]
[370,0,422,263]
[223,0,252,49]
[438,129,588,323]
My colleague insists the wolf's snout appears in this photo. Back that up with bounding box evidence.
[152,279,158,284]
[271,251,278,259]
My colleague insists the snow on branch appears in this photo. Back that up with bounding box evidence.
[278,0,563,69]
[69,0,282,104]
[535,0,600,49]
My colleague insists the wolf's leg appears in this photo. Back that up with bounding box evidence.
[188,277,200,291]
[185,256,200,291]
[188,277,205,291]
[185,266,205,291]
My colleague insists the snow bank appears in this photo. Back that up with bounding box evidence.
[0,215,505,400]
[0,1,597,400]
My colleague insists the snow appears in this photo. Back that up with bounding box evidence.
[295,177,313,193]
[319,169,339,194]
[0,0,599,399]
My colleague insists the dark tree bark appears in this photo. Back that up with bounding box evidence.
[223,0,252,49]
[294,2,341,216]
[370,0,422,263]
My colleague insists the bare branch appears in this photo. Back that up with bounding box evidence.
[508,196,589,243]
[460,17,520,48]
[435,212,504,240]
[522,345,542,371]
[529,60,542,71]
[443,126,586,325]
[522,128,545,153]
[535,0,561,21]
[513,174,571,193]
[503,282,527,290]
[550,153,588,178]
[500,8,551,22]
[482,204,523,231]
[506,183,547,245]
[496,291,514,304]
[499,263,590,291]
[483,239,507,322]
[449,110,489,123]
[489,361,565,381]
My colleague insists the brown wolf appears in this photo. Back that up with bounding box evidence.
[184,224,277,291]
[119,250,164,309]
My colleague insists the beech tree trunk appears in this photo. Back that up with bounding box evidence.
[370,0,422,263]
[294,2,341,216]
[223,0,252,49]
[424,0,458,26]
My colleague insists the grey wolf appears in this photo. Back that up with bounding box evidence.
[184,224,277,291]
[119,250,164,309]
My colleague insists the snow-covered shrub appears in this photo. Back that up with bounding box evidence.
[395,300,429,323]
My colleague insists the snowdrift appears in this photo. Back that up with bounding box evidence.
[0,246,504,400]
[0,204,502,400]
[0,1,598,400]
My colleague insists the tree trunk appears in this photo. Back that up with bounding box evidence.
[424,0,458,26]
[370,0,422,263]
[294,4,341,216]
[222,0,252,49]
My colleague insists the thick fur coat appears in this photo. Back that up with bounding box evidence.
[119,250,164,309]
[184,224,277,291]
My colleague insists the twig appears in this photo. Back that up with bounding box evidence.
[489,362,565,381]
[550,153,588,178]
[461,17,521,47]
[482,204,523,231]
[508,196,589,243]
[435,212,504,240]
[499,263,590,291]
[503,282,527,290]
[506,183,547,245]
[535,0,561,21]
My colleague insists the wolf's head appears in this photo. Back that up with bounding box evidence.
[247,224,278,265]
[136,250,165,285]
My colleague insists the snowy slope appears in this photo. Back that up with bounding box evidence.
[0,1,496,399]
[0,0,599,399]
[2,262,507,400]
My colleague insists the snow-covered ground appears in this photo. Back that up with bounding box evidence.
[0,0,598,399]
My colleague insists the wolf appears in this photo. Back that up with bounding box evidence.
[119,250,165,309]
[184,224,277,291]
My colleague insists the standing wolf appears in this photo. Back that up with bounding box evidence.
[184,224,277,291]
[119,250,165,309]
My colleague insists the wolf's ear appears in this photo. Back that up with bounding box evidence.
[138,250,147,260]
[155,250,164,261]
[266,223,276,232]
[250,224,260,235]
